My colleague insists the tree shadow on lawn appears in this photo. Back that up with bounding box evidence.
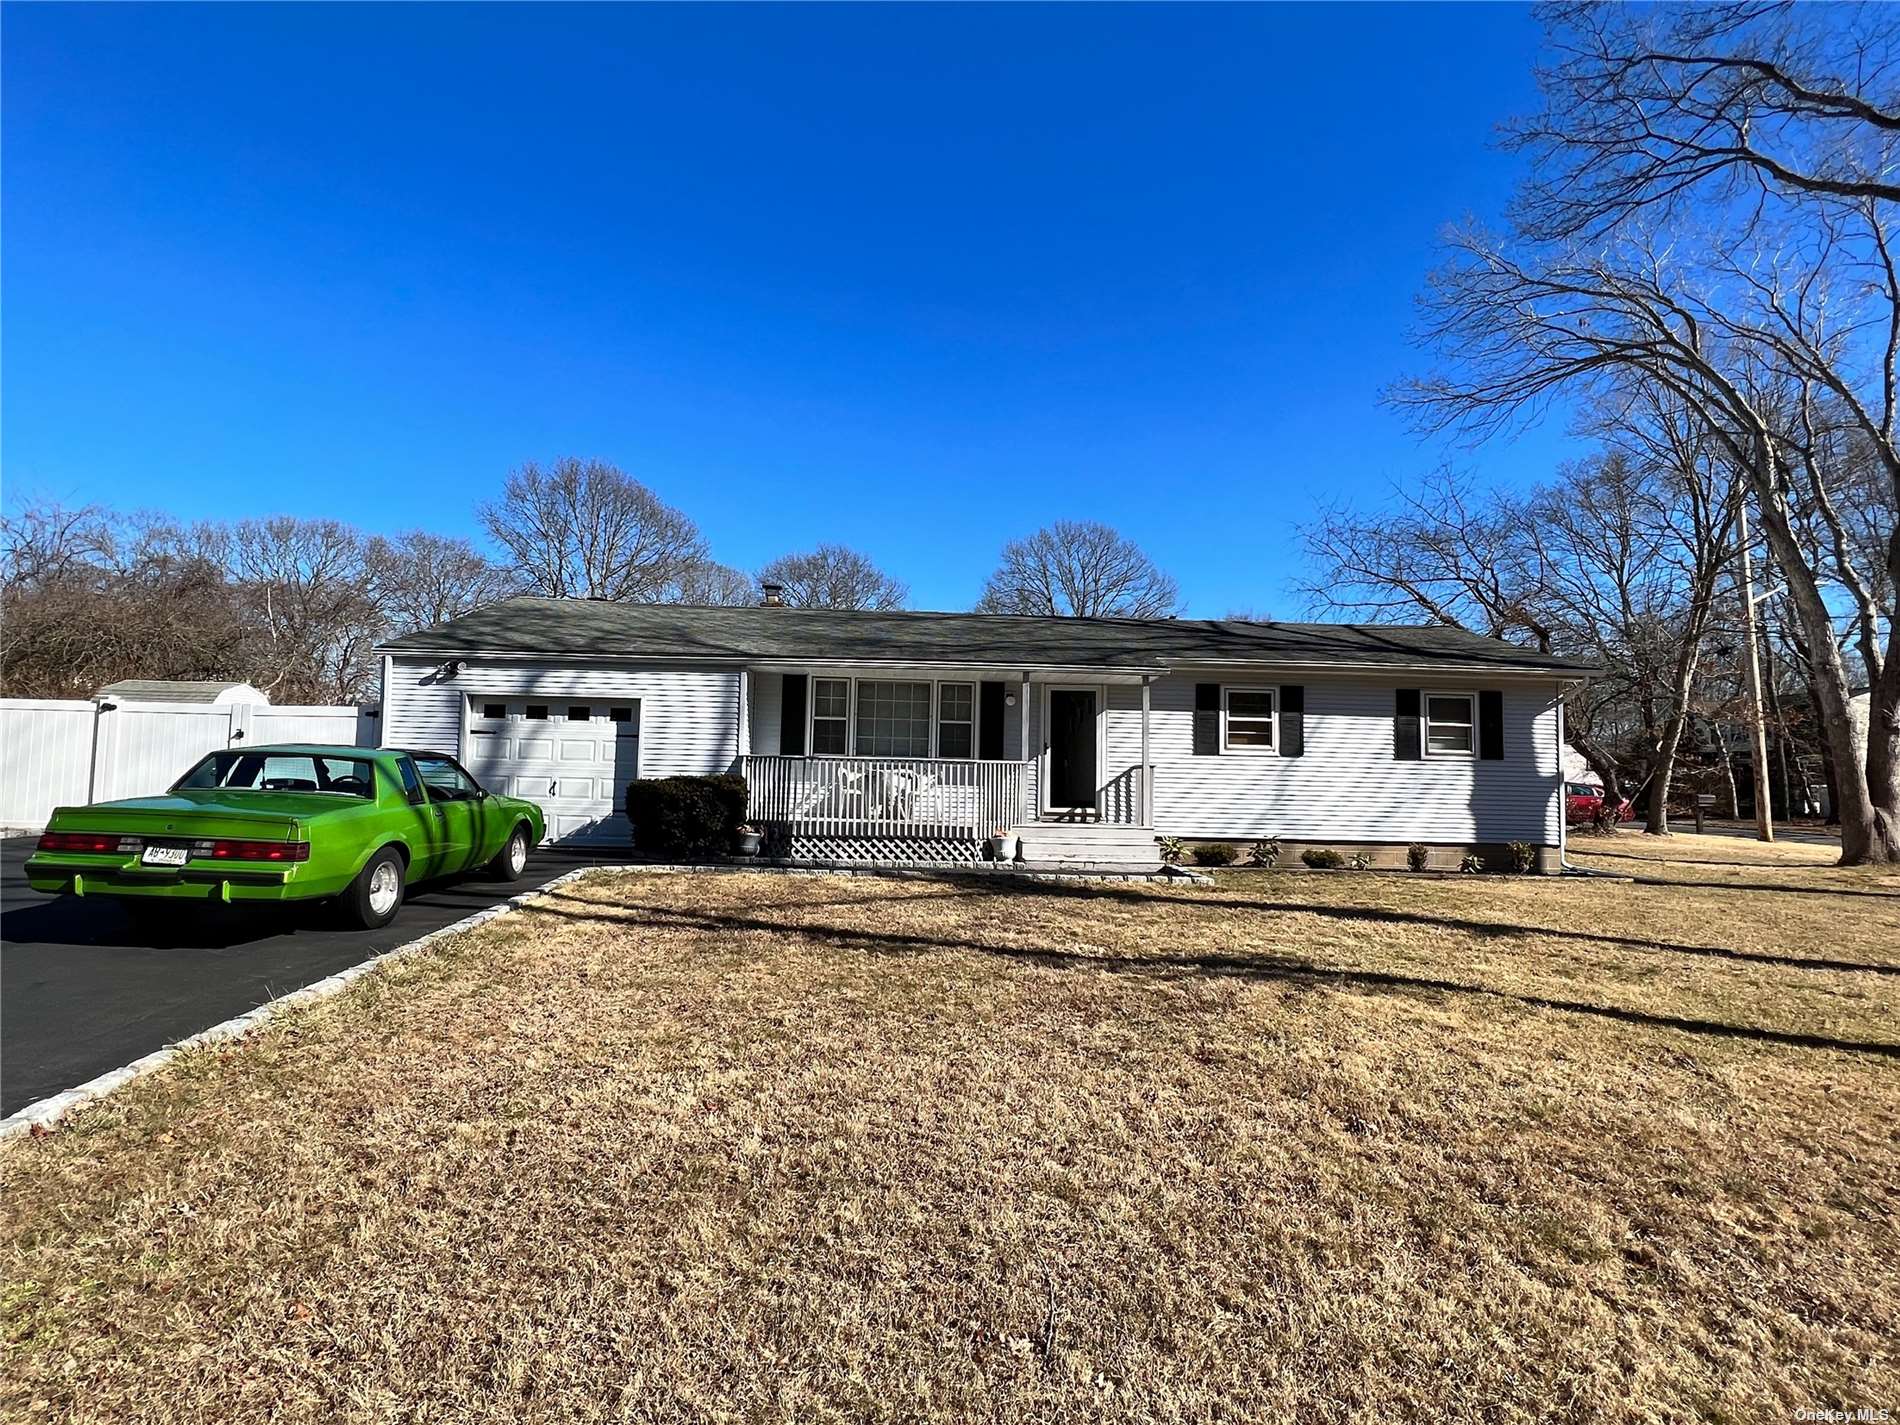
[703,877,1900,979]
[527,889,1900,1062]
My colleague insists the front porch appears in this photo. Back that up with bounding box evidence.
[740,753,1156,865]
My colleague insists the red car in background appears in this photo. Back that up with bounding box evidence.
[1566,782,1634,825]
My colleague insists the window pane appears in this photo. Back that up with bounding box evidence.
[1226,720,1274,748]
[415,757,477,800]
[567,705,591,721]
[1428,726,1473,753]
[481,702,507,719]
[811,718,848,755]
[1427,696,1471,726]
[813,679,850,718]
[525,705,549,721]
[855,680,932,756]
[937,682,974,759]
[1228,690,1274,719]
[609,706,633,723]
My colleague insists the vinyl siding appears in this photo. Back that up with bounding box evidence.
[382,656,741,777]
[1138,673,1562,844]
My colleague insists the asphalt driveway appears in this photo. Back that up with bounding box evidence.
[0,838,622,1116]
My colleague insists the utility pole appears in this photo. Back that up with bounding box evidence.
[1736,500,1775,843]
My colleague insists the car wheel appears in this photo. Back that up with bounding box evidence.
[487,825,531,883]
[345,848,406,930]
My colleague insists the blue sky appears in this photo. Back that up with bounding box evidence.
[3,3,1579,616]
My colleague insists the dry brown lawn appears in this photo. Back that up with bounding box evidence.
[4,844,1898,1423]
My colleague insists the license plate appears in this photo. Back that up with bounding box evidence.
[140,845,188,868]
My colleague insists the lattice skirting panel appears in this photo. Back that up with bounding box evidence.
[785,834,983,864]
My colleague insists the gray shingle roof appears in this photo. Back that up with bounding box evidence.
[95,679,261,703]
[379,597,1598,676]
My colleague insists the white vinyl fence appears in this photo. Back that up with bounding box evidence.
[0,699,379,830]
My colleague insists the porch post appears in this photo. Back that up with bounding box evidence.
[1021,673,1033,822]
[1140,676,1152,827]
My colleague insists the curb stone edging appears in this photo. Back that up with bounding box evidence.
[0,858,1211,1144]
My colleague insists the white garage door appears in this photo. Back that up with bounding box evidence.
[465,698,640,845]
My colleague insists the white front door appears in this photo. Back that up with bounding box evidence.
[464,698,640,845]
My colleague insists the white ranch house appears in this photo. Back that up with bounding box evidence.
[377,596,1597,871]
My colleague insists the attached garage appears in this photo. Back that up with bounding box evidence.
[464,698,641,845]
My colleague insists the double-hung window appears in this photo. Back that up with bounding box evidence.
[854,680,932,756]
[1424,693,1475,756]
[811,678,851,755]
[1223,687,1277,751]
[936,683,975,759]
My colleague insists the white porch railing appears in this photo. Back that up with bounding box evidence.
[743,755,1028,842]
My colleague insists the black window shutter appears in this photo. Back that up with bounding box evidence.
[1394,688,1421,760]
[780,673,807,756]
[1478,690,1504,761]
[1280,685,1305,757]
[979,681,1005,760]
[1193,683,1221,756]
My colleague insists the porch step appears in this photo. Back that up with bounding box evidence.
[1013,823,1161,870]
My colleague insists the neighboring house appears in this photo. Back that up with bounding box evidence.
[376,595,1597,870]
[95,680,271,706]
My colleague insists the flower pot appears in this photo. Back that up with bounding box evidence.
[991,834,1020,863]
[736,831,762,857]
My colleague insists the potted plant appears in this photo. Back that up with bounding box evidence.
[735,823,763,857]
[991,827,1020,862]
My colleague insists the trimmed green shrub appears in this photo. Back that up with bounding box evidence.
[1406,843,1431,872]
[625,774,748,858]
[1191,842,1239,867]
[1301,848,1346,869]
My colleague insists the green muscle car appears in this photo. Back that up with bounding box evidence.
[25,745,547,929]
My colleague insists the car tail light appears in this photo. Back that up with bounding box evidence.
[38,832,141,854]
[189,839,311,862]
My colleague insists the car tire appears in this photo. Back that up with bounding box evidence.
[487,824,531,883]
[344,847,406,930]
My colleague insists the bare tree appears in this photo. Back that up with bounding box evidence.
[227,517,382,703]
[0,501,116,589]
[1513,2,1900,241]
[975,521,1180,618]
[665,559,757,607]
[757,544,907,610]
[1395,228,1893,860]
[366,531,517,636]
[1300,467,1557,650]
[481,459,709,602]
[1451,1,1900,861]
[0,502,248,698]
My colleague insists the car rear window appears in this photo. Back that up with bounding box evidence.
[175,752,376,797]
